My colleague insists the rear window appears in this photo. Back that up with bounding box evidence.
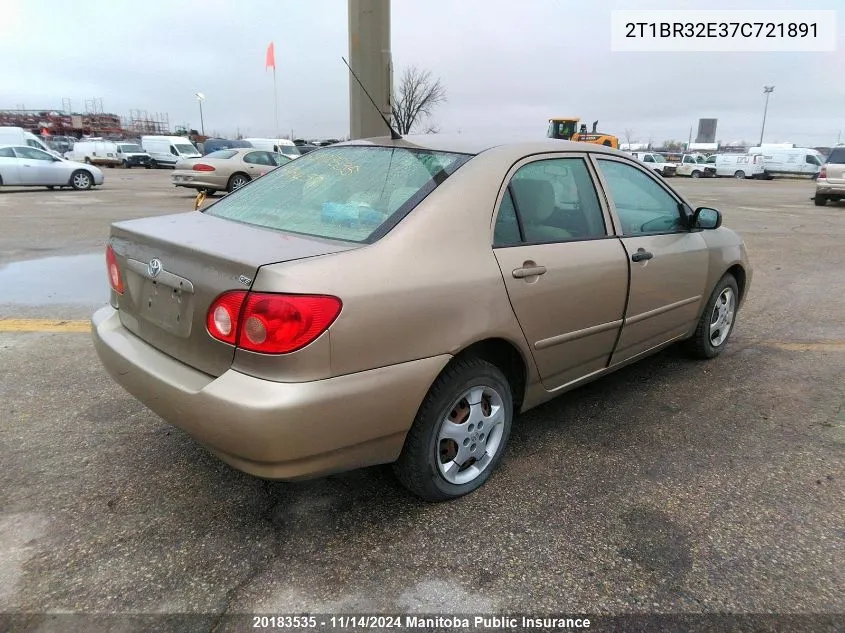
[205,150,238,159]
[826,148,845,164]
[205,145,471,243]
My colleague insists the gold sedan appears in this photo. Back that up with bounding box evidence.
[171,148,290,195]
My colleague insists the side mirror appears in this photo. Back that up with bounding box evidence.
[692,207,722,230]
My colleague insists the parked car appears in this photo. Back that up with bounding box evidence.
[92,137,751,501]
[64,140,122,167]
[293,139,320,154]
[629,151,677,177]
[675,153,716,178]
[115,142,152,168]
[141,135,201,168]
[243,138,301,159]
[0,144,103,190]
[201,138,253,155]
[0,127,61,157]
[749,146,823,178]
[711,153,766,179]
[171,148,289,194]
[814,146,845,206]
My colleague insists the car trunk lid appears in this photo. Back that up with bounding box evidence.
[109,211,358,376]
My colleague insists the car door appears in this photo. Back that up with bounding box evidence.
[13,146,62,184]
[0,146,22,184]
[593,156,710,365]
[243,151,274,177]
[492,154,629,390]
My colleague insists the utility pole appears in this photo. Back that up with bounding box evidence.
[759,85,774,146]
[348,0,392,139]
[195,93,206,136]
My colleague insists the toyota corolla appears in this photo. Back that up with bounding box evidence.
[92,136,751,501]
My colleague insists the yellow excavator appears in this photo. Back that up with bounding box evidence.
[547,118,619,149]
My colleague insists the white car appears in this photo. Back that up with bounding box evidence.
[0,145,104,190]
[628,152,677,177]
[676,154,717,178]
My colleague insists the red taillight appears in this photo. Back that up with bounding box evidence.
[206,292,342,354]
[192,163,216,172]
[105,244,124,294]
[819,166,827,179]
[207,290,247,345]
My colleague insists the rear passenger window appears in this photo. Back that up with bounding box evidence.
[494,158,606,245]
[0,147,13,158]
[827,148,845,164]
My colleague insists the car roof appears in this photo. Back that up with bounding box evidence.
[337,134,628,158]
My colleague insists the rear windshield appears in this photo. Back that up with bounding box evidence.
[205,145,471,243]
[205,149,238,159]
[827,148,845,164]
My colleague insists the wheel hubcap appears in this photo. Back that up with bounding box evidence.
[709,288,735,347]
[74,174,89,188]
[437,386,505,485]
[233,177,246,189]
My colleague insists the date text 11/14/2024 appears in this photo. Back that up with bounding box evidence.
[251,615,592,629]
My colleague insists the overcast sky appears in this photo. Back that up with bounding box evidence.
[1,0,842,145]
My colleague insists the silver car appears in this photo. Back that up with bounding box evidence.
[0,145,104,190]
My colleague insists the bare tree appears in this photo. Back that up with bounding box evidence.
[391,66,446,135]
[624,129,635,146]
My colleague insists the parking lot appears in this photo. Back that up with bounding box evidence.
[1,170,843,628]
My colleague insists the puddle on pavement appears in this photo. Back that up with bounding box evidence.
[0,253,109,306]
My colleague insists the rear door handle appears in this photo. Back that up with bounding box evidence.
[512,265,547,279]
[631,249,653,262]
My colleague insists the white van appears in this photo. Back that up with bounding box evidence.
[710,154,766,179]
[748,147,822,178]
[64,140,122,167]
[141,135,201,168]
[0,127,60,158]
[243,138,301,159]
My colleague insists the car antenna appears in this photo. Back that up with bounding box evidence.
[342,56,402,140]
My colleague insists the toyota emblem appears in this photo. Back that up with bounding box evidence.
[147,258,163,278]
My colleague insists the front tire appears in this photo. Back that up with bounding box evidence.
[69,170,93,191]
[734,170,746,179]
[683,274,739,359]
[814,194,827,206]
[691,170,701,178]
[393,358,513,501]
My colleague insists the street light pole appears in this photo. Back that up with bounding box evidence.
[195,92,206,135]
[759,85,774,146]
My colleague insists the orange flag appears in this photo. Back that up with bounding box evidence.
[265,42,275,70]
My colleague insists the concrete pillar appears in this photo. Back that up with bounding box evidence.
[348,0,392,140]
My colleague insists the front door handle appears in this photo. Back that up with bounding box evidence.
[631,248,653,262]
[512,265,547,279]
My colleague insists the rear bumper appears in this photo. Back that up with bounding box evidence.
[816,180,845,196]
[92,306,450,479]
[171,172,224,190]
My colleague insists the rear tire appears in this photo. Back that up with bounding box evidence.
[393,357,513,501]
[814,194,828,206]
[148,160,157,169]
[683,274,739,359]
[227,173,250,192]
[734,170,746,179]
[69,170,93,191]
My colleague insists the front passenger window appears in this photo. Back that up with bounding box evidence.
[597,159,686,236]
[170,146,179,156]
